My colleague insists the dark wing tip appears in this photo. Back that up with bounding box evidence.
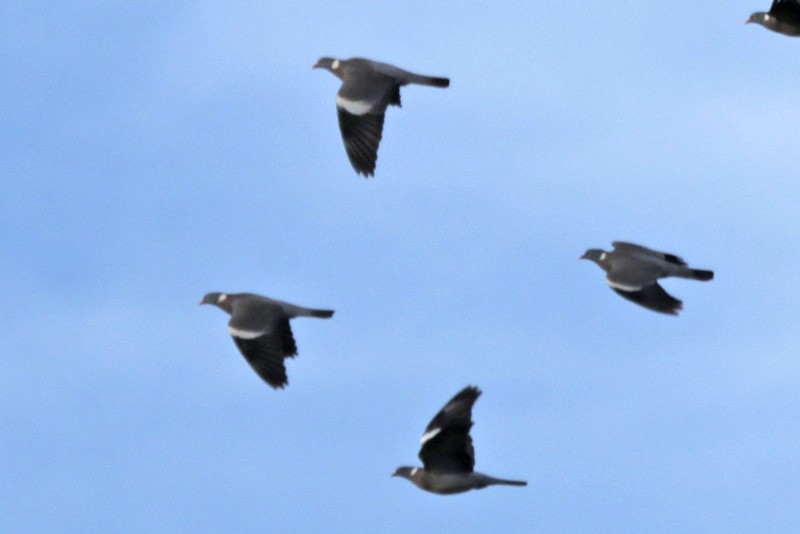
[231,335,290,389]
[452,385,482,403]
[337,107,385,177]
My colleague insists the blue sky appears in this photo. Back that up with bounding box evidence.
[3,1,800,532]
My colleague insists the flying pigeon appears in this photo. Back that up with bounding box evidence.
[580,242,714,315]
[747,1,800,36]
[392,386,527,495]
[313,57,449,177]
[199,292,333,389]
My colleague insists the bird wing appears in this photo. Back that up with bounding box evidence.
[607,240,697,288]
[228,313,298,389]
[337,108,385,177]
[611,283,683,315]
[611,242,686,266]
[231,334,290,389]
[605,254,666,290]
[335,74,398,177]
[338,67,399,111]
[772,0,800,23]
[418,386,481,474]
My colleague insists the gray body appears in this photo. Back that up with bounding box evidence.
[313,56,449,177]
[200,292,333,389]
[393,467,526,495]
[227,293,330,323]
[335,58,448,88]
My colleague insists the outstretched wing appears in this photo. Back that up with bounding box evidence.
[611,283,683,315]
[336,107,385,177]
[612,241,686,266]
[229,317,297,389]
[772,1,800,25]
[419,386,481,474]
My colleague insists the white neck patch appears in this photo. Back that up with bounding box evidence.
[217,293,228,303]
[410,467,419,476]
[599,252,607,261]
[332,59,340,70]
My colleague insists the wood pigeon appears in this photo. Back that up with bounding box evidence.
[392,386,527,495]
[199,292,333,389]
[580,242,714,315]
[313,57,449,177]
[747,1,800,36]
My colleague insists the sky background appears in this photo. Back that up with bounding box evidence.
[2,1,800,532]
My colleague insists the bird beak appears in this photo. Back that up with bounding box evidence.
[198,299,205,305]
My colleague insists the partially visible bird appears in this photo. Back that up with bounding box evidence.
[199,292,333,389]
[313,57,449,177]
[580,242,714,315]
[392,386,527,494]
[747,0,800,36]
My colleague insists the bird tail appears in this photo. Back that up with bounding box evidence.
[690,269,714,281]
[287,305,334,318]
[671,266,713,282]
[409,74,450,88]
[489,477,527,487]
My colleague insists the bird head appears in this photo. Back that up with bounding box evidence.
[199,292,226,306]
[579,249,605,264]
[391,466,415,480]
[313,57,338,71]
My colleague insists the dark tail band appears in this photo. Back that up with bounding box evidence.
[691,269,714,281]
[413,75,449,88]
[495,478,527,487]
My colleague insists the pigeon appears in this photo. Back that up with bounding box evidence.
[392,386,527,494]
[313,57,449,177]
[199,292,333,389]
[580,242,714,315]
[747,1,800,36]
